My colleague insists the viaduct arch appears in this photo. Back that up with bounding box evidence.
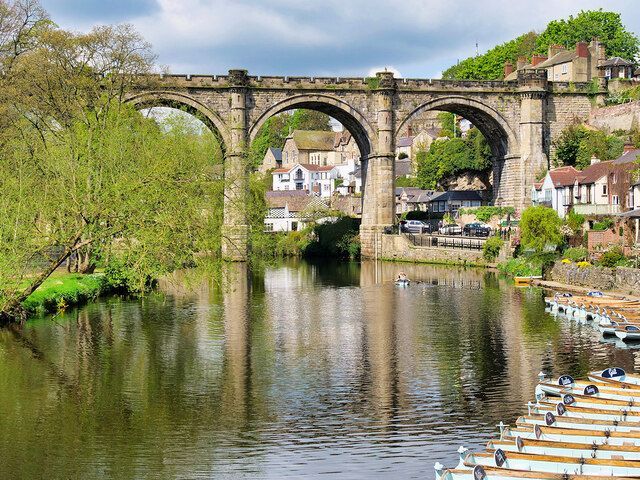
[128,69,599,260]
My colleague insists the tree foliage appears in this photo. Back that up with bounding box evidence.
[520,206,563,252]
[0,1,226,321]
[415,128,492,189]
[443,10,639,80]
[553,125,624,169]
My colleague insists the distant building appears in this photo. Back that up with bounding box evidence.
[598,57,636,80]
[395,187,435,214]
[429,190,484,215]
[282,130,336,165]
[504,40,605,83]
[259,147,282,173]
[264,191,328,232]
[272,163,338,197]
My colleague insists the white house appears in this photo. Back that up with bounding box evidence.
[536,166,579,218]
[334,156,362,195]
[272,163,338,197]
[572,159,617,216]
[264,191,328,232]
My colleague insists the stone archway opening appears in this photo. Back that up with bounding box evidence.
[396,97,519,205]
[250,96,377,201]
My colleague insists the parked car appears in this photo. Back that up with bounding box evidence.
[401,220,432,234]
[463,222,491,237]
[438,223,462,235]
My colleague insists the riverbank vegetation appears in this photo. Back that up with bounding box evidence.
[0,1,234,323]
[443,10,639,80]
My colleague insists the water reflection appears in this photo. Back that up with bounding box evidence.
[0,260,637,479]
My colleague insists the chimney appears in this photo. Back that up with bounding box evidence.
[576,41,589,58]
[590,154,600,165]
[516,56,527,70]
[531,55,548,67]
[548,44,564,58]
[504,61,514,77]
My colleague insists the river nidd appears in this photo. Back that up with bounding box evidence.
[0,260,635,479]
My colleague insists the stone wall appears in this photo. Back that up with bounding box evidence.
[589,101,640,133]
[379,234,488,265]
[549,262,640,294]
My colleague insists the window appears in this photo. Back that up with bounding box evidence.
[605,68,611,79]
[265,223,274,232]
[612,195,619,205]
[612,173,617,184]
[602,184,607,195]
[291,221,298,232]
[561,64,568,74]
[295,183,303,190]
[586,185,592,203]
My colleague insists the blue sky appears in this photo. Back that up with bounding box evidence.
[42,0,640,78]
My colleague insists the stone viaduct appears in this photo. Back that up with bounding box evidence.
[127,69,601,260]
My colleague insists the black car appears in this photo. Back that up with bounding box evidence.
[463,222,491,237]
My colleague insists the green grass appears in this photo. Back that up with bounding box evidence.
[21,273,107,316]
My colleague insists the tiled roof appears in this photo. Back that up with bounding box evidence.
[533,182,543,190]
[265,190,308,198]
[268,147,282,161]
[288,130,336,151]
[548,166,579,187]
[395,159,413,177]
[333,130,352,148]
[266,193,328,212]
[537,50,577,68]
[397,136,415,147]
[577,161,612,184]
[612,149,640,165]
[599,57,634,67]
[429,190,484,202]
[272,163,336,173]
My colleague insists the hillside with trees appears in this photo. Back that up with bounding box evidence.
[443,10,639,80]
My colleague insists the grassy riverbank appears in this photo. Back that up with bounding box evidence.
[21,273,108,316]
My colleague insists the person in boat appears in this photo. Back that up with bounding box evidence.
[396,272,409,282]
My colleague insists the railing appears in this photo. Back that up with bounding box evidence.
[572,204,621,215]
[403,233,486,250]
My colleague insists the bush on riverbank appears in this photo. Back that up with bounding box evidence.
[21,274,107,316]
[482,236,504,261]
[497,258,542,277]
[305,217,361,259]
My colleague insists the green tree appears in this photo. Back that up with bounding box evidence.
[443,10,639,80]
[554,125,624,168]
[0,5,227,322]
[520,206,563,252]
[415,127,492,189]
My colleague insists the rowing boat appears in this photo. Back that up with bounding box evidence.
[461,448,640,476]
[436,464,638,480]
[489,435,640,460]
[503,424,640,446]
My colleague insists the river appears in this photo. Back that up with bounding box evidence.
[0,260,636,479]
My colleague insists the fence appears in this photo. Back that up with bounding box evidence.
[403,233,486,250]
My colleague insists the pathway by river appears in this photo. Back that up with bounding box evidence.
[0,260,636,479]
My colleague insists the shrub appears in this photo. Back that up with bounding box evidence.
[483,236,504,261]
[565,211,585,235]
[592,218,614,231]
[397,151,408,159]
[497,258,542,277]
[459,206,515,223]
[598,247,626,267]
[520,206,563,252]
[562,247,588,262]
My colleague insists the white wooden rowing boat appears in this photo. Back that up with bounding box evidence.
[460,447,640,476]
[503,424,640,446]
[587,367,640,386]
[615,324,640,341]
[517,414,640,433]
[435,463,637,480]
[489,436,640,460]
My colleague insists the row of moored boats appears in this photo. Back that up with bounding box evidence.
[545,292,640,342]
[435,367,640,479]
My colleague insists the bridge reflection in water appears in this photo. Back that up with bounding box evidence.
[0,259,635,479]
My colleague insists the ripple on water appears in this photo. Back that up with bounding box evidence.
[0,261,636,479]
